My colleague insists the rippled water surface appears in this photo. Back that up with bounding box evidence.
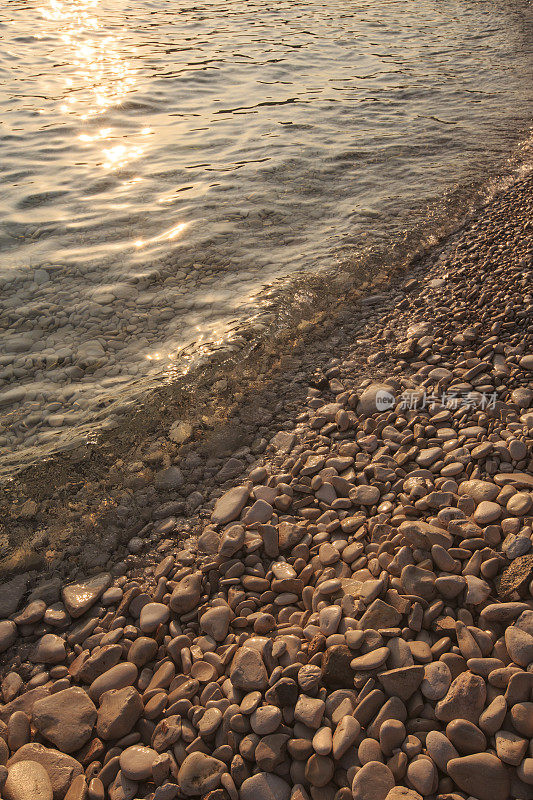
[1,0,533,474]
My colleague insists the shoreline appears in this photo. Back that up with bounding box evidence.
[0,171,531,798]
[2,122,533,577]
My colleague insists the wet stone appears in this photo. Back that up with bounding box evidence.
[61,573,111,618]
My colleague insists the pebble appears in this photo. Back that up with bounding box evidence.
[0,621,17,653]
[177,753,226,796]
[447,753,510,800]
[8,744,83,798]
[61,573,111,618]
[211,486,250,524]
[31,634,66,664]
[119,745,159,780]
[139,602,169,633]
[32,687,96,753]
[1,186,533,800]
[3,760,53,800]
[352,761,395,800]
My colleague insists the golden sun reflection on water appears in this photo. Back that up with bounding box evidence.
[38,0,144,171]
[134,221,189,249]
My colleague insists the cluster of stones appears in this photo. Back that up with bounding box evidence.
[0,179,532,800]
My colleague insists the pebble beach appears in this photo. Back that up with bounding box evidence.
[0,168,532,800]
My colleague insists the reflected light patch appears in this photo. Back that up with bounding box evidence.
[38,0,144,171]
[134,221,189,248]
[102,143,144,170]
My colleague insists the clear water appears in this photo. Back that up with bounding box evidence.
[1,0,532,475]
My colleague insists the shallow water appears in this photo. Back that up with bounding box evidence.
[1,0,533,476]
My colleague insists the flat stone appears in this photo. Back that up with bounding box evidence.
[464,575,491,605]
[406,757,437,796]
[239,773,291,800]
[2,671,23,703]
[481,602,529,624]
[216,458,245,482]
[75,644,123,683]
[230,647,268,691]
[505,626,533,667]
[61,574,111,619]
[351,485,381,505]
[97,686,144,740]
[473,501,501,525]
[495,729,528,766]
[359,599,402,630]
[13,600,47,626]
[32,688,96,753]
[510,702,533,737]
[139,603,169,634]
[89,662,138,703]
[479,695,507,736]
[421,661,452,701]
[401,565,436,601]
[378,666,424,701]
[278,521,305,551]
[321,645,356,689]
[447,753,510,800]
[119,745,159,781]
[332,716,361,760]
[425,730,459,772]
[200,606,232,642]
[254,734,289,771]
[511,387,533,408]
[63,775,88,800]
[351,647,390,671]
[0,687,51,724]
[211,486,250,525]
[507,492,533,515]
[250,705,282,735]
[31,634,66,664]
[217,525,246,558]
[177,753,225,796]
[494,472,533,490]
[446,718,486,755]
[242,499,273,525]
[496,555,533,598]
[352,761,395,800]
[198,707,223,737]
[399,520,451,549]
[294,695,325,729]
[3,760,53,800]
[0,621,17,654]
[270,431,296,453]
[169,421,193,444]
[169,572,202,614]
[435,671,486,724]
[108,770,137,800]
[305,753,334,787]
[503,533,531,559]
[458,479,500,503]
[358,384,396,415]
[8,744,83,800]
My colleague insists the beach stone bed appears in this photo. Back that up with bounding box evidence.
[0,176,532,800]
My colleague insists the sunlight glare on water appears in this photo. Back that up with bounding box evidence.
[0,0,532,475]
